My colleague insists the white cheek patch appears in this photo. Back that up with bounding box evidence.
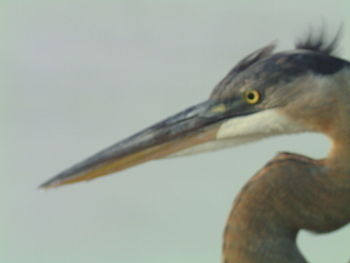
[167,136,265,157]
[167,109,307,158]
[216,108,305,139]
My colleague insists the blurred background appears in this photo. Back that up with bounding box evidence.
[1,1,350,262]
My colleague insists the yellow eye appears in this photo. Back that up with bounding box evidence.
[243,90,261,104]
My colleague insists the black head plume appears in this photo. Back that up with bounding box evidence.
[295,25,343,55]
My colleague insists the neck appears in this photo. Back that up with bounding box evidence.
[321,69,350,172]
[223,150,350,263]
[223,196,306,263]
[327,137,350,176]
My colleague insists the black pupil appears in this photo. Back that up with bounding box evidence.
[247,92,255,100]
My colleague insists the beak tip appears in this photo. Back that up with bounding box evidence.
[39,175,67,189]
[38,180,57,189]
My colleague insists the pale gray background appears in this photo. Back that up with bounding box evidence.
[1,1,350,262]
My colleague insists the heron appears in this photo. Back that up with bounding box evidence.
[41,30,350,262]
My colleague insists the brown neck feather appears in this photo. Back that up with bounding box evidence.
[222,152,350,263]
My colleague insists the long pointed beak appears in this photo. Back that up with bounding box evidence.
[41,99,254,188]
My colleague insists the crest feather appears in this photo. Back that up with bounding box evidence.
[295,25,342,55]
[230,43,276,76]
